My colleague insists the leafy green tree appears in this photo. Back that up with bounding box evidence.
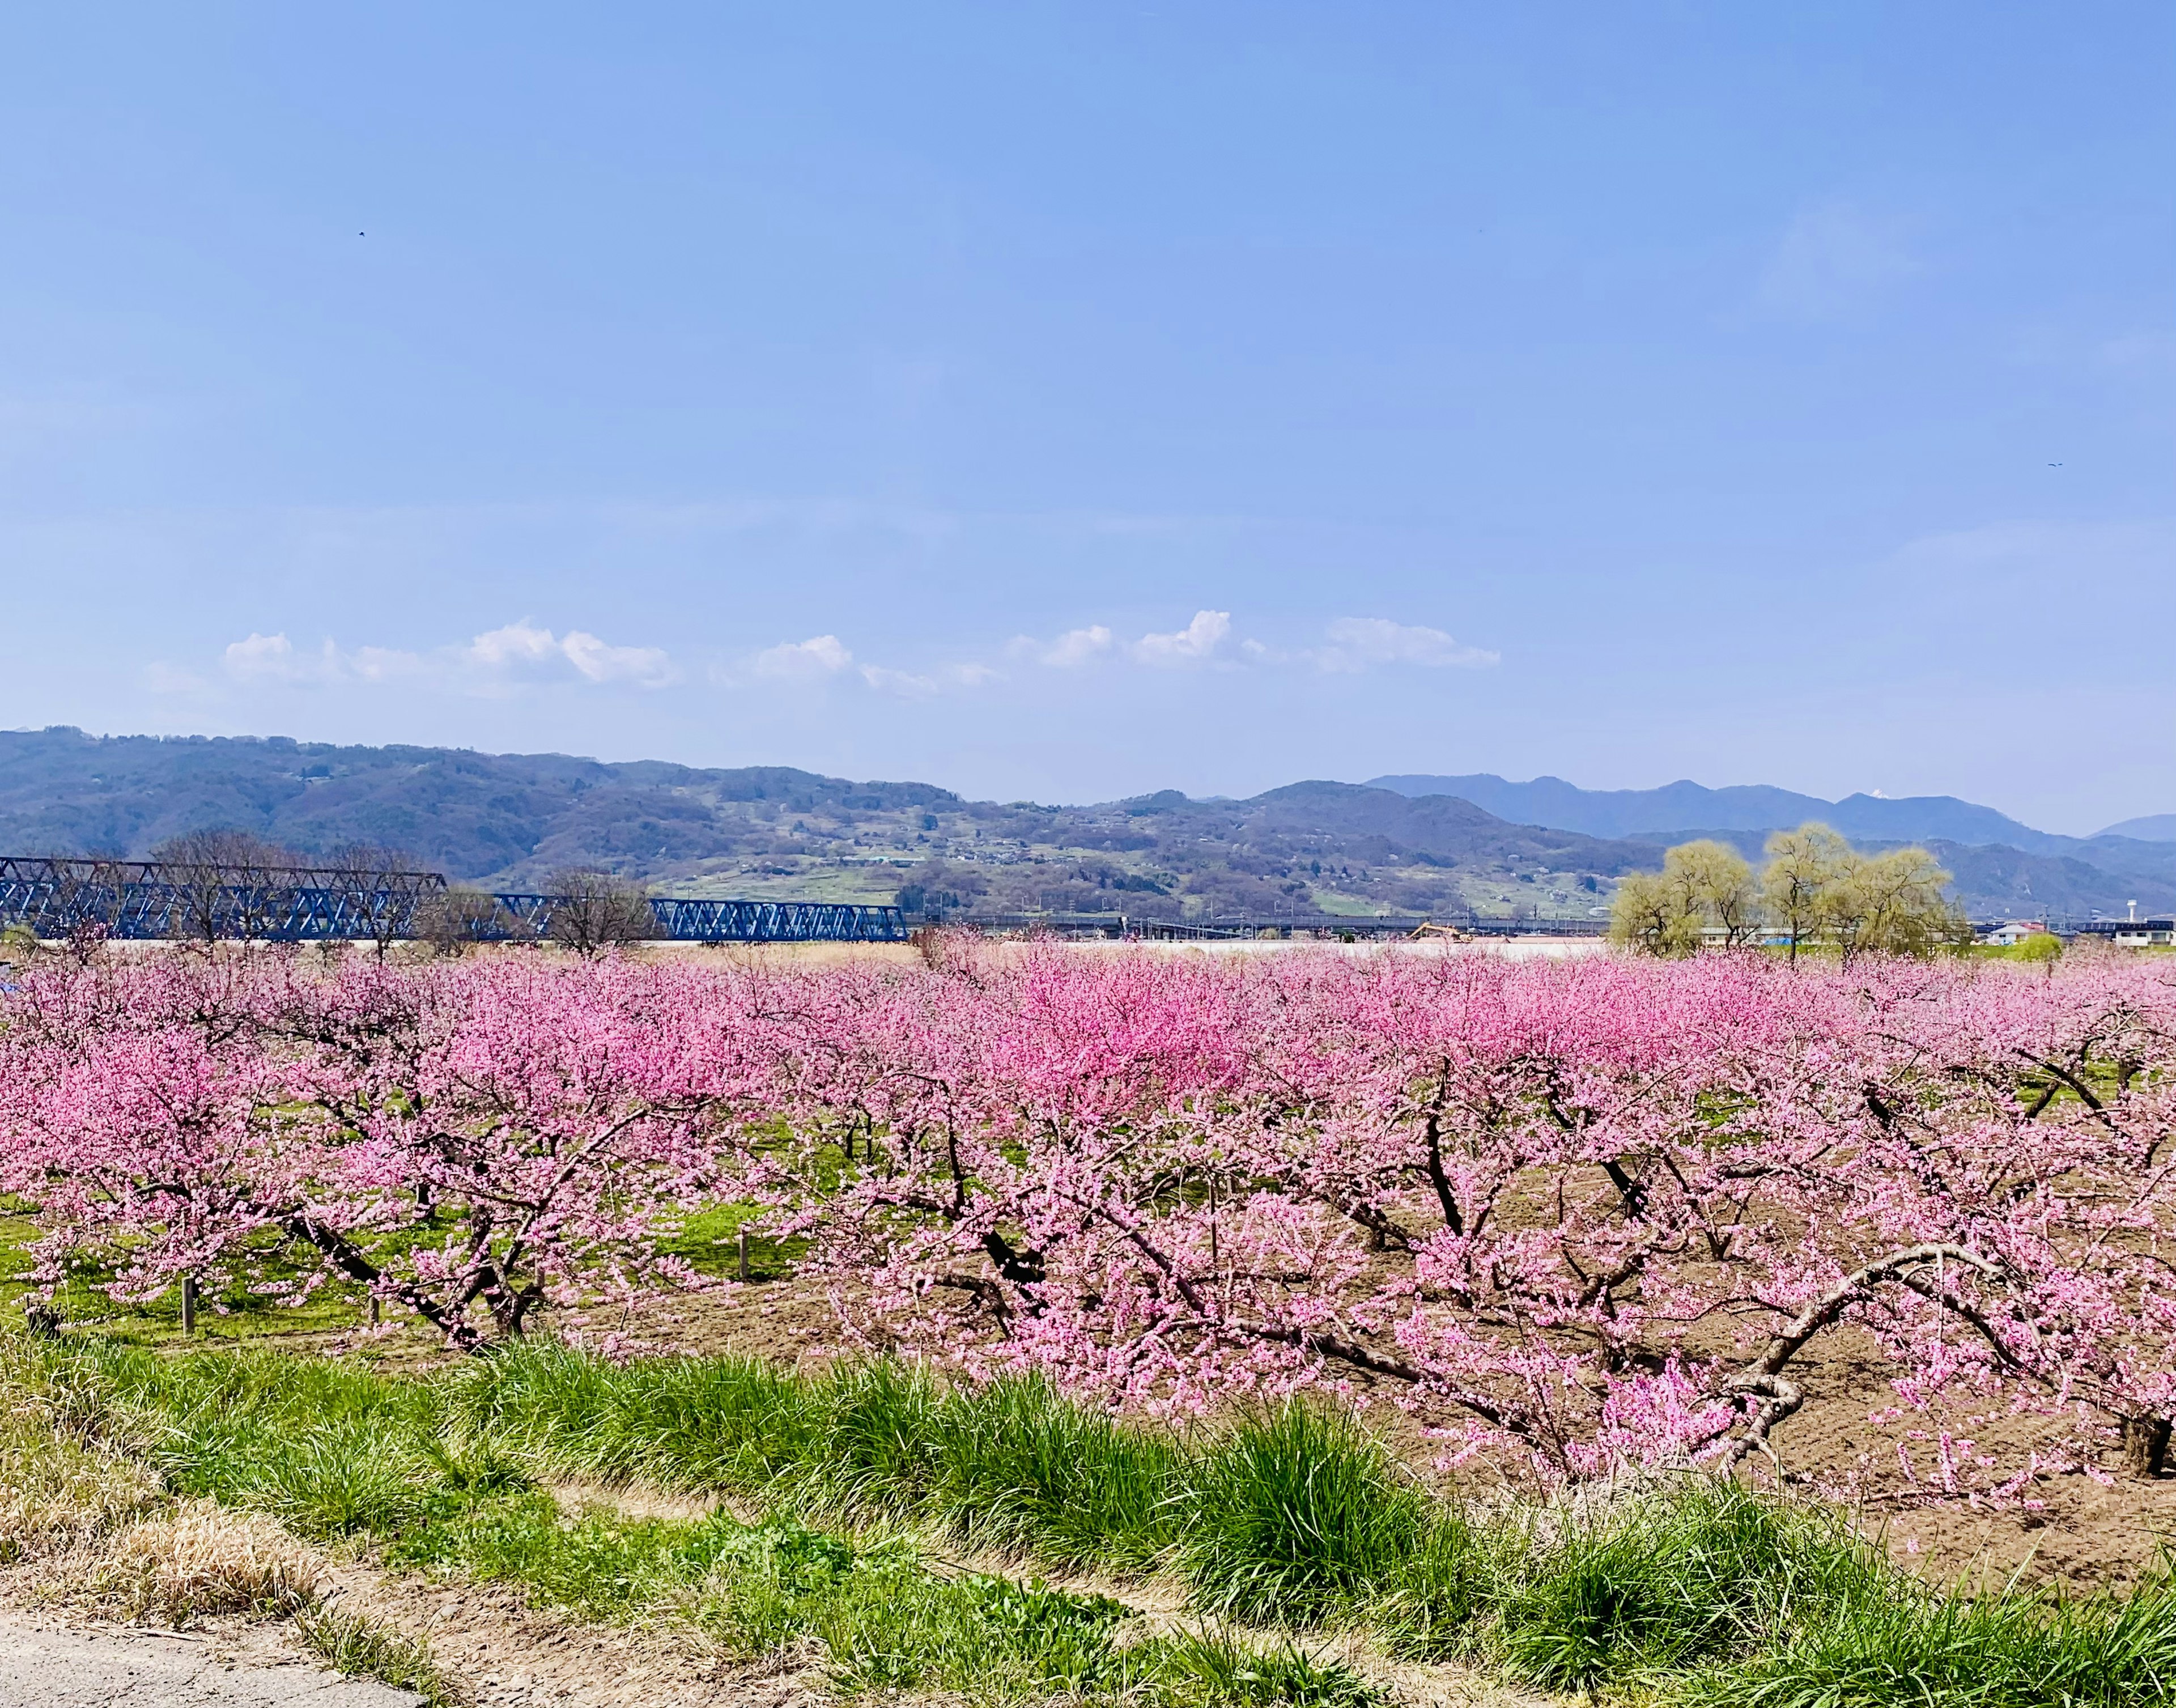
[1827,845,1969,964]
[1609,840,1757,955]
[1609,870,1698,955]
[1669,839,1762,945]
[1621,826,1962,964]
[1755,824,1965,965]
[1760,823,1854,965]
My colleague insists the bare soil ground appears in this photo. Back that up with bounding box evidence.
[310,1560,828,1708]
[1763,1339,2176,1588]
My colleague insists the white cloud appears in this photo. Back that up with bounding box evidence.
[1758,198,1919,320]
[1315,617,1498,672]
[1039,625,1114,667]
[860,664,940,698]
[348,644,428,683]
[728,636,996,696]
[223,631,316,683]
[464,621,562,671]
[461,621,674,687]
[560,630,674,686]
[1132,610,1231,665]
[754,634,853,680]
[1009,610,1498,677]
[222,631,430,686]
[214,622,672,692]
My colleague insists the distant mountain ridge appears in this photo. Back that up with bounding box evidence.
[0,726,958,883]
[2100,815,2176,843]
[0,728,1655,924]
[2,726,2172,919]
[1367,772,2176,915]
[1366,773,2071,852]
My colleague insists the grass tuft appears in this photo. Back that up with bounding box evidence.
[1180,1402,1429,1627]
[1493,1480,1881,1690]
[1159,1628,1387,1708]
[1686,1570,2176,1708]
[917,1371,1183,1571]
[444,1341,1189,1573]
[295,1605,469,1707]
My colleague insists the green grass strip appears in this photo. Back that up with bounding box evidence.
[20,1331,2176,1706]
[2,1333,1385,1707]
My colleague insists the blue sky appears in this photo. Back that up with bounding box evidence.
[1,4,2169,832]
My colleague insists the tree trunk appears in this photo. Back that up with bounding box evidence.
[2123,1414,2170,1478]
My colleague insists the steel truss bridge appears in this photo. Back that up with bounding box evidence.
[489,893,908,944]
[0,857,907,945]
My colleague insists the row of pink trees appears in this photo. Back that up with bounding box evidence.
[749,944,2176,1495]
[4,942,2175,1495]
[0,954,778,1348]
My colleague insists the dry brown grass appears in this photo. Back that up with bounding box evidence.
[0,1429,160,1558]
[86,1499,328,1621]
[0,1342,161,1561]
[0,1340,325,1625]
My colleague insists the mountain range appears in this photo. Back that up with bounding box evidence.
[1368,774,2176,918]
[1368,774,2068,849]
[2,726,2171,921]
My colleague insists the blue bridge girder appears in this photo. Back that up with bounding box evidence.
[648,897,908,942]
[0,856,447,942]
[484,894,907,943]
[0,856,907,945]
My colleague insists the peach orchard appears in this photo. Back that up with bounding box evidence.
[5,940,2175,1503]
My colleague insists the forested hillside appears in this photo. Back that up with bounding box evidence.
[2,726,2168,920]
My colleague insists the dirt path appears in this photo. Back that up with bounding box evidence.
[313,1562,827,1708]
[0,1609,420,1706]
